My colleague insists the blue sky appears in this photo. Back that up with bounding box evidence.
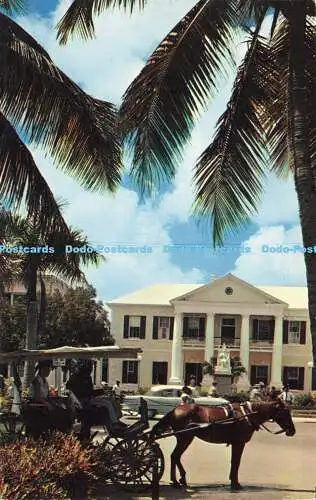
[14,0,306,302]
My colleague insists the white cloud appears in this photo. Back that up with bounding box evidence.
[254,175,299,227]
[31,147,204,301]
[233,225,307,285]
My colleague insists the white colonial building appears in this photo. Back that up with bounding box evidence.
[107,274,315,392]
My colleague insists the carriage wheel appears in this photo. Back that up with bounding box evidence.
[110,437,165,492]
[93,436,121,480]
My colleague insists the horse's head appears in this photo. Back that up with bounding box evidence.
[269,399,296,436]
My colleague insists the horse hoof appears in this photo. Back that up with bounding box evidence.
[179,477,187,487]
[231,483,243,491]
[170,481,181,488]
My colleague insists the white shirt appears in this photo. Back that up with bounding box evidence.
[280,391,295,403]
[112,384,121,396]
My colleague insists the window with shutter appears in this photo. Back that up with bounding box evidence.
[283,366,304,390]
[122,361,139,384]
[288,321,300,344]
[155,317,170,339]
[129,316,141,338]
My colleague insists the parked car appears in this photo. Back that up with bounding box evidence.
[122,385,229,419]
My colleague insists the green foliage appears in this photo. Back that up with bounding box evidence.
[293,393,315,410]
[38,286,113,348]
[201,356,217,376]
[224,391,250,403]
[230,356,246,377]
[0,296,26,351]
[0,432,94,499]
[0,285,113,351]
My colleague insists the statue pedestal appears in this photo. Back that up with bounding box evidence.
[214,373,232,396]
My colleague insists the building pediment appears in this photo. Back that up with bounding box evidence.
[170,274,287,306]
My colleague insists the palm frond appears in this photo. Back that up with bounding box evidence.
[265,18,316,178]
[1,209,104,289]
[0,14,122,193]
[193,30,272,246]
[0,0,24,14]
[237,0,268,25]
[120,0,238,195]
[0,112,76,235]
[56,0,146,45]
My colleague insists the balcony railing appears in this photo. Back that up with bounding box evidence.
[214,337,240,348]
[182,336,205,345]
[249,338,273,350]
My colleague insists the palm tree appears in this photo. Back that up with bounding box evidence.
[0,1,122,234]
[0,209,104,387]
[57,0,316,364]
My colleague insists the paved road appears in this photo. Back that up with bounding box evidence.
[99,418,316,499]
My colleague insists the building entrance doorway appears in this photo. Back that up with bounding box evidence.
[184,363,202,386]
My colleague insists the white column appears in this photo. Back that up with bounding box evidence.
[95,359,103,386]
[205,313,215,361]
[168,313,183,384]
[270,315,283,388]
[240,314,250,374]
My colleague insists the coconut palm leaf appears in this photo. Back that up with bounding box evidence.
[0,112,79,235]
[193,29,273,245]
[0,13,122,195]
[0,0,24,14]
[56,0,146,45]
[265,18,316,178]
[119,0,238,194]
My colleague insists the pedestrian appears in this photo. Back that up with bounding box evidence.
[279,385,295,406]
[250,384,265,401]
[112,380,122,397]
[268,386,279,401]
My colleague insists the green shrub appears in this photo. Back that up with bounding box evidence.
[137,387,150,395]
[0,432,95,499]
[293,393,315,409]
[224,391,250,403]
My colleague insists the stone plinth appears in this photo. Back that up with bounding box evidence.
[214,374,232,396]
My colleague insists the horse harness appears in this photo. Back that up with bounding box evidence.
[240,401,285,435]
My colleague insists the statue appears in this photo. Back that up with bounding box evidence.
[215,343,231,374]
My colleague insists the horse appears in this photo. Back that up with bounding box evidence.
[150,399,296,490]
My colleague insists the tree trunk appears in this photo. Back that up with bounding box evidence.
[288,3,316,363]
[23,262,38,389]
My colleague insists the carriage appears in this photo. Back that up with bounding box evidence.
[0,346,296,497]
[0,345,165,495]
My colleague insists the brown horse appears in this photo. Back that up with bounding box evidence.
[150,399,296,490]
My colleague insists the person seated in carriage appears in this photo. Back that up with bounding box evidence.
[66,359,126,437]
[25,360,72,437]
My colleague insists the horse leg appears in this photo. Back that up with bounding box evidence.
[170,435,194,488]
[229,442,245,490]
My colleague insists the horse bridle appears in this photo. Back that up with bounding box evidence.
[243,401,286,435]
